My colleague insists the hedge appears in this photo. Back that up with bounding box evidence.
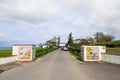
[36,48,57,57]
[68,46,81,59]
[95,42,120,48]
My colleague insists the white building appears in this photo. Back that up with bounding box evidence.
[59,43,66,47]
[42,44,49,48]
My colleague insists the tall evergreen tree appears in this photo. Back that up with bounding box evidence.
[67,32,73,45]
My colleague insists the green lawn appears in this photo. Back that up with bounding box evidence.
[0,50,12,57]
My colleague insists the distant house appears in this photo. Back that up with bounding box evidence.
[59,43,66,47]
[73,38,91,44]
[42,44,49,48]
[73,39,81,43]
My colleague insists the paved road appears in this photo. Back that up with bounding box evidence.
[0,49,120,80]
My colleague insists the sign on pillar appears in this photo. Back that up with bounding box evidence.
[81,46,104,61]
[12,44,36,61]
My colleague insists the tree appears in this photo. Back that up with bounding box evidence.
[67,32,73,45]
[104,35,115,42]
[46,40,56,48]
[86,37,94,43]
[38,43,43,48]
[80,39,89,44]
[94,32,102,42]
[51,36,57,43]
[46,37,58,48]
[94,32,115,42]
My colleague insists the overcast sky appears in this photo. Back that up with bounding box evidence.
[0,0,120,46]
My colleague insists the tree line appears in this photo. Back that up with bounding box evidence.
[39,32,115,48]
[67,32,115,46]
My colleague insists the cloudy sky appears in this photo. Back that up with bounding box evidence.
[0,0,120,46]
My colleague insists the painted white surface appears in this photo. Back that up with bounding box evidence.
[42,45,47,48]
[100,46,106,53]
[101,54,120,64]
[12,46,19,55]
[0,56,16,64]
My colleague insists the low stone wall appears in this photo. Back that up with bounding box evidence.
[101,54,120,64]
[0,56,16,65]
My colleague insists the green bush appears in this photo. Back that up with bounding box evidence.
[112,40,120,43]
[68,46,81,59]
[95,42,120,48]
[69,43,81,48]
[35,48,57,57]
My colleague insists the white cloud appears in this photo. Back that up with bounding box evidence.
[0,0,62,24]
[0,0,120,45]
[0,32,23,42]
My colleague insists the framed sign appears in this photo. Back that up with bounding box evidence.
[81,46,101,61]
[86,47,99,60]
[18,47,32,60]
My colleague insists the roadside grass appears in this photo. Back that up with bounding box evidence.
[68,49,81,60]
[36,48,57,58]
[106,48,120,55]
[0,50,12,57]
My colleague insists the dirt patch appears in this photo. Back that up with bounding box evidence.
[0,70,4,73]
[0,61,35,74]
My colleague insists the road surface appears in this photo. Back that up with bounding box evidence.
[0,49,120,80]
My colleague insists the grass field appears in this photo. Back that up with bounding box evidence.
[0,50,12,57]
[106,48,120,55]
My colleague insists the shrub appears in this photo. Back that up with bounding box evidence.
[35,48,57,57]
[68,45,81,59]
[95,42,120,48]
